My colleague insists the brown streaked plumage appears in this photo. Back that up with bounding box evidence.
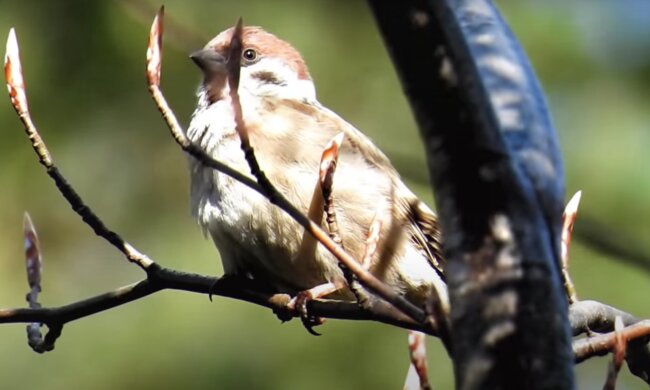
[187,25,447,308]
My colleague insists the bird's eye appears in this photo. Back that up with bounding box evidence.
[242,49,257,63]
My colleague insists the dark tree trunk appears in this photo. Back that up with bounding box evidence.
[367,0,574,388]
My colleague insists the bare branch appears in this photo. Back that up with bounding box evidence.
[4,12,650,388]
[574,320,650,363]
[145,9,262,195]
[570,300,650,384]
[0,10,443,352]
[0,266,438,336]
[569,300,639,336]
[4,29,153,271]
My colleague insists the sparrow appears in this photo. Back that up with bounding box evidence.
[186,25,447,312]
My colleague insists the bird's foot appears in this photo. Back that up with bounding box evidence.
[286,282,339,336]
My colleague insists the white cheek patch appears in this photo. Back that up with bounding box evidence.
[240,58,316,102]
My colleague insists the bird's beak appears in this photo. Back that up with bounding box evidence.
[189,49,227,75]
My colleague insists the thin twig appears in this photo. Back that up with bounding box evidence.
[318,133,365,301]
[296,135,343,272]
[574,320,650,363]
[23,212,52,352]
[145,10,430,327]
[145,9,263,195]
[405,330,431,390]
[4,29,153,271]
[602,316,626,390]
[320,133,345,248]
[561,191,581,304]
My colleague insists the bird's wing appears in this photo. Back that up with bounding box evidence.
[311,102,397,174]
[308,100,447,278]
[406,199,445,279]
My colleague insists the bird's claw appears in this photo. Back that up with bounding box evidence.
[290,290,324,336]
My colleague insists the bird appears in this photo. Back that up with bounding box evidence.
[186,24,447,318]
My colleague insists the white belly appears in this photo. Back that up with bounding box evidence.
[186,98,328,291]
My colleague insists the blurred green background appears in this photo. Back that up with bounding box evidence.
[0,0,648,388]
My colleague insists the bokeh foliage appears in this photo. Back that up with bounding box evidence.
[0,0,648,388]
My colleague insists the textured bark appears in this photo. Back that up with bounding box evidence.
[367,0,574,388]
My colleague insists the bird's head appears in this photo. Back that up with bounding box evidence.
[190,26,316,105]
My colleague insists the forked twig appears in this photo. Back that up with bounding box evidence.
[145,9,432,328]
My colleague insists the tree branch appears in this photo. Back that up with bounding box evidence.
[1,17,438,351]
[3,7,650,387]
[367,0,573,387]
[0,265,436,336]
[5,28,153,271]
